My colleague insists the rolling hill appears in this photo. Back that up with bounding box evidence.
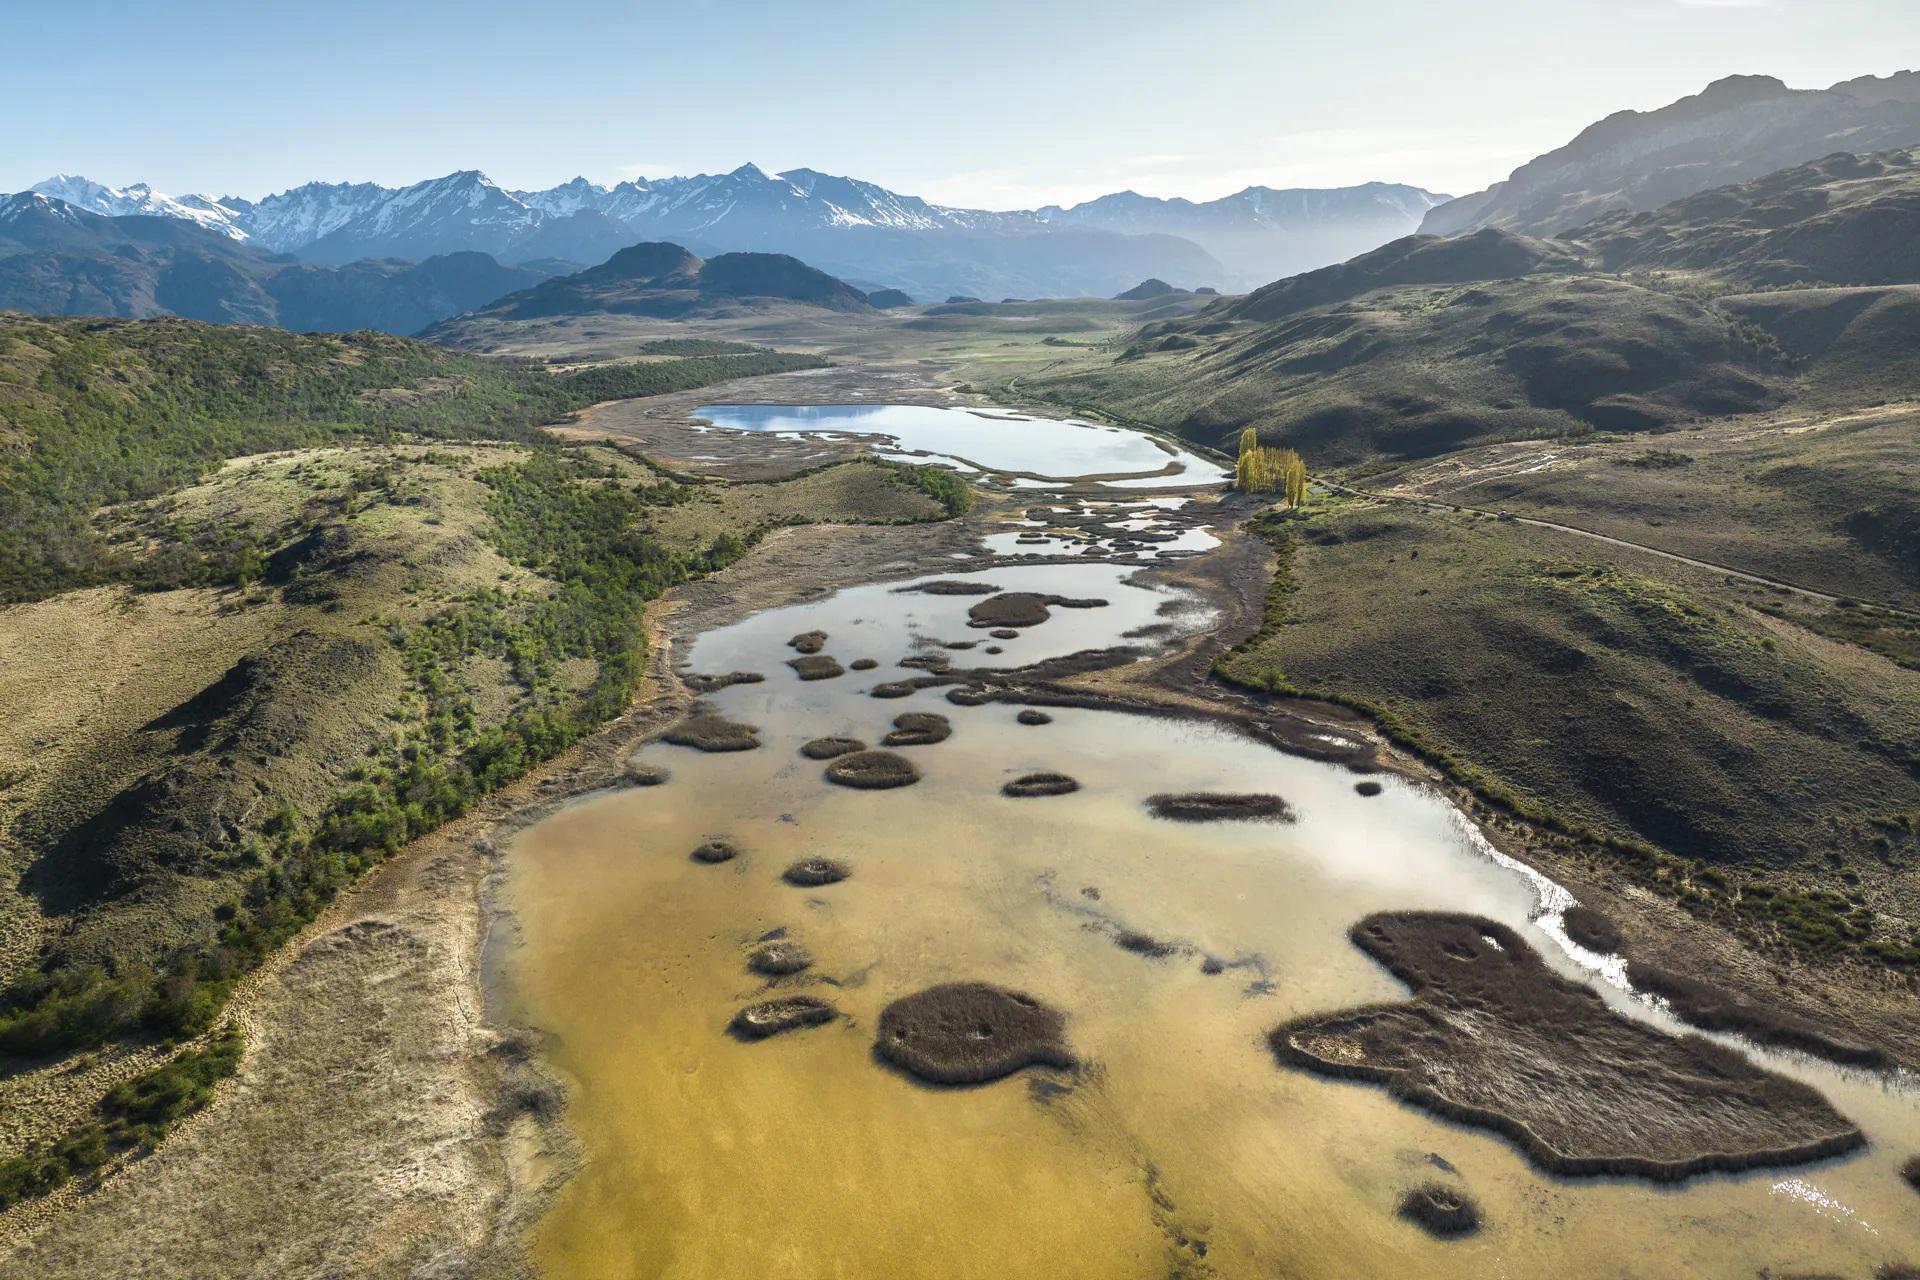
[422,241,874,332]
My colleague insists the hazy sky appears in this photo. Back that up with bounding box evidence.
[9,0,1920,208]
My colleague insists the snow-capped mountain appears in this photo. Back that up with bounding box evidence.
[220,179,395,253]
[14,164,1450,297]
[31,175,249,239]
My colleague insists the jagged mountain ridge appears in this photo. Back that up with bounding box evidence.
[1423,70,1920,237]
[23,165,1444,298]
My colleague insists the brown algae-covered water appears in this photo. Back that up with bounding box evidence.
[501,543,1920,1278]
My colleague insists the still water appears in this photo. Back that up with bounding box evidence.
[691,403,1229,487]
[499,425,1920,1279]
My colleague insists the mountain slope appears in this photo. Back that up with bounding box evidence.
[0,194,545,332]
[1572,146,1920,287]
[1424,71,1920,237]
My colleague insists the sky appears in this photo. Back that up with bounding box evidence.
[8,0,1920,209]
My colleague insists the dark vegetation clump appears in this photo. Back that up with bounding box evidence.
[1397,1182,1481,1237]
[871,459,974,517]
[824,750,921,790]
[874,982,1075,1085]
[1147,793,1294,822]
[907,580,1002,596]
[882,712,952,747]
[1016,710,1053,726]
[788,630,828,654]
[1003,772,1080,798]
[663,712,761,752]
[1628,961,1889,1068]
[1116,931,1180,959]
[748,940,813,976]
[1902,1154,1920,1192]
[967,592,1108,629]
[849,658,878,671]
[787,654,845,681]
[625,762,671,787]
[1562,904,1623,953]
[991,629,1020,640]
[0,1023,243,1211]
[945,685,994,706]
[801,736,865,760]
[897,654,951,672]
[782,858,851,887]
[729,996,836,1040]
[869,681,921,699]
[691,839,740,865]
[1354,780,1383,797]
[685,671,764,693]
[1271,912,1865,1179]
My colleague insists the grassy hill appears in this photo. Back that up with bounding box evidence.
[1031,266,1786,462]
[1218,500,1920,965]
[0,316,957,1153]
[0,314,824,601]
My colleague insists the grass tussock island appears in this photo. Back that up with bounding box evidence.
[1016,709,1053,726]
[1002,772,1081,798]
[747,939,812,976]
[1146,793,1296,822]
[881,712,952,747]
[663,711,763,752]
[800,736,865,760]
[787,630,828,654]
[1272,912,1863,1179]
[966,592,1108,629]
[786,654,845,681]
[823,750,921,789]
[729,996,836,1040]
[781,858,851,887]
[1397,1182,1481,1237]
[874,982,1075,1085]
[690,839,740,865]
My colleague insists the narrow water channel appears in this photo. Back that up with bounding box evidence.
[498,407,1920,1279]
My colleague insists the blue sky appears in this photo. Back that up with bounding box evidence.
[9,0,1920,208]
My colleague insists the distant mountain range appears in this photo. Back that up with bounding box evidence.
[1038,183,1449,283]
[0,192,546,332]
[1424,70,1920,237]
[23,166,1447,300]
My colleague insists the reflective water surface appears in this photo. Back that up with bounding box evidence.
[500,421,1920,1280]
[691,403,1229,486]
